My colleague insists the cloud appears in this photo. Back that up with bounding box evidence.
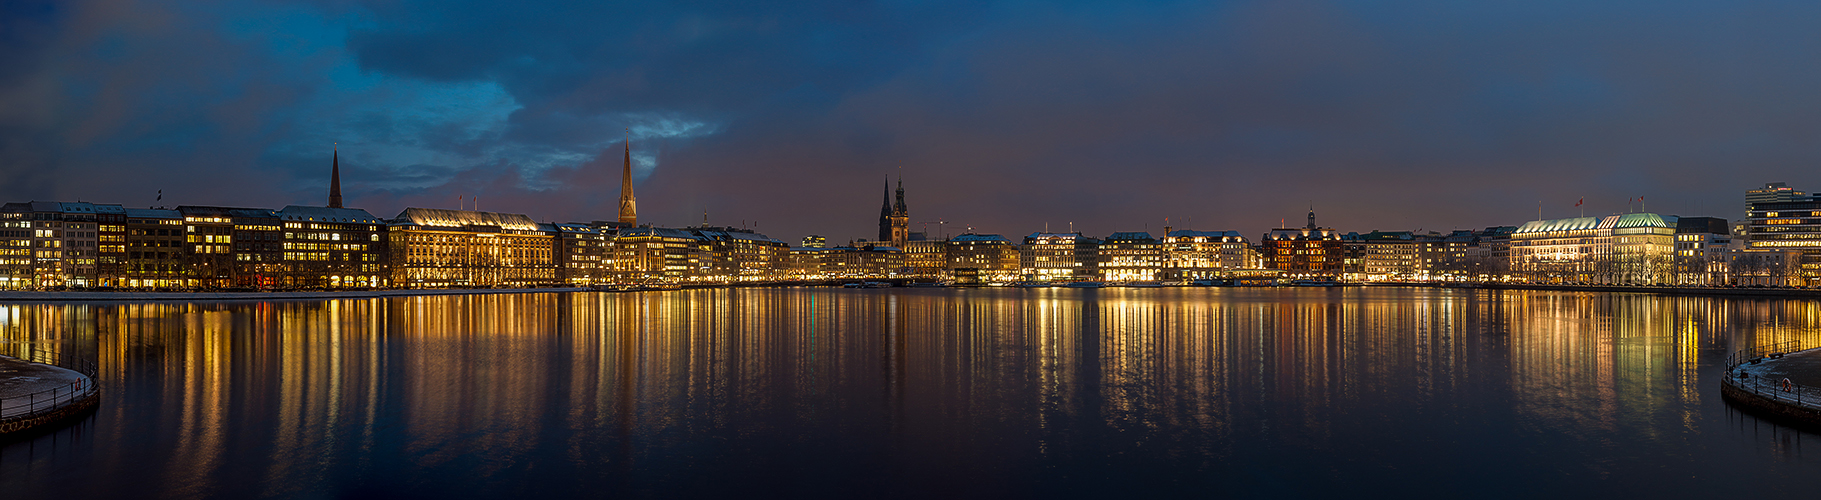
[4,0,1821,241]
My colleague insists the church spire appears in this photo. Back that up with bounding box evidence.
[618,133,637,225]
[329,145,343,208]
[894,174,906,215]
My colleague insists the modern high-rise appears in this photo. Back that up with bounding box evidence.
[1743,186,1821,284]
[1747,182,1809,206]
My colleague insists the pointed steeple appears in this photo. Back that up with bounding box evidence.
[618,134,637,225]
[894,175,907,215]
[880,177,893,217]
[329,145,343,208]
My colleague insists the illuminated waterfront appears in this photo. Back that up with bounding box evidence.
[1,288,1819,498]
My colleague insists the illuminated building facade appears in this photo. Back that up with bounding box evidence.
[1159,229,1251,280]
[0,202,127,288]
[1263,210,1343,277]
[175,206,285,288]
[278,206,387,288]
[1355,231,1416,281]
[1744,197,1821,284]
[0,211,28,289]
[695,227,790,281]
[1673,217,1731,286]
[1020,232,1098,281]
[902,239,948,278]
[946,234,1018,283]
[1098,231,1162,281]
[124,209,186,288]
[547,223,608,285]
[608,227,703,282]
[786,246,837,278]
[823,243,905,278]
[1510,213,1678,285]
[388,208,556,288]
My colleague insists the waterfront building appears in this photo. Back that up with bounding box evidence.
[1020,232,1099,281]
[878,178,910,248]
[124,208,185,288]
[276,206,388,288]
[388,208,556,288]
[822,243,905,278]
[946,234,1019,283]
[786,246,837,278]
[801,235,827,248]
[608,226,703,283]
[544,223,608,285]
[694,227,790,282]
[0,202,128,288]
[1263,210,1343,277]
[1744,192,1821,285]
[0,211,28,289]
[1673,217,1732,286]
[1510,213,1678,285]
[902,238,948,278]
[175,206,285,288]
[1729,248,1803,286]
[1470,226,1517,281]
[1356,231,1417,281]
[1159,230,1251,280]
[1098,231,1162,281]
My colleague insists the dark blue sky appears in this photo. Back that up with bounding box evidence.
[3,0,1818,241]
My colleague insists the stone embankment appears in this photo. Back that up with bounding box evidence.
[1724,346,1821,426]
[0,355,98,435]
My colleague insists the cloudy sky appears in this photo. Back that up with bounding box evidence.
[3,0,1818,241]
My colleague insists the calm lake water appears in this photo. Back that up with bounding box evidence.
[1,288,1818,498]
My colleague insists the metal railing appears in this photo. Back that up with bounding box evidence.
[0,345,99,421]
[1724,340,1821,411]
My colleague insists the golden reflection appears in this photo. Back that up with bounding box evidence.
[4,288,1821,488]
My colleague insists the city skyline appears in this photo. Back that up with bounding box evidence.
[7,1,1821,240]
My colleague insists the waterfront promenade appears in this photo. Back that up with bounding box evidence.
[1724,347,1821,426]
[0,355,96,434]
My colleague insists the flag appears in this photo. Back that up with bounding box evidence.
[1575,198,1582,207]
[156,190,162,201]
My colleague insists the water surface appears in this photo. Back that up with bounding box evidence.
[1,288,1818,498]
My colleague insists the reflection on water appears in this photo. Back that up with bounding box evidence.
[2,288,1821,498]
